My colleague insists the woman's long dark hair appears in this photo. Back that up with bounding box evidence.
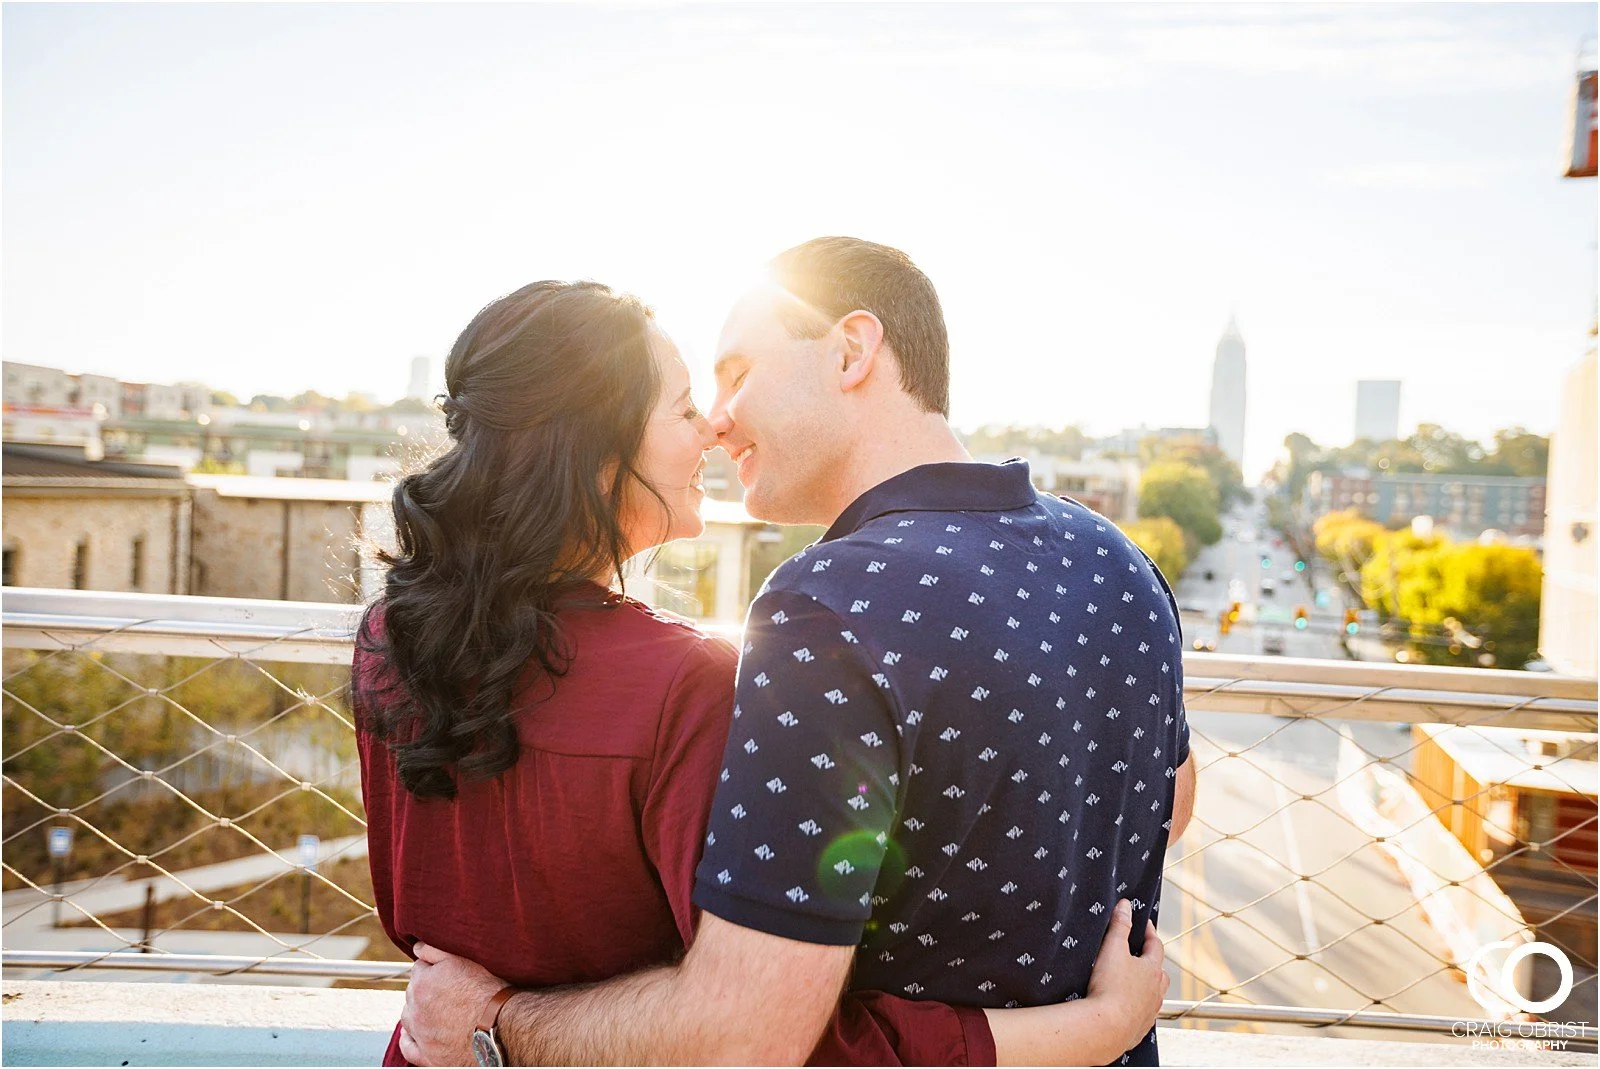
[356,281,665,799]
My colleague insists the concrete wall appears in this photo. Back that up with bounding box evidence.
[1,493,186,593]
[1540,348,1598,677]
[189,491,363,603]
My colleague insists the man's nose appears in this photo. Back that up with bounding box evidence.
[706,394,734,441]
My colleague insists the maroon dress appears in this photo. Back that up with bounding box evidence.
[356,587,994,1065]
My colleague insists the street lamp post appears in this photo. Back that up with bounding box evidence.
[297,834,320,936]
[47,825,73,928]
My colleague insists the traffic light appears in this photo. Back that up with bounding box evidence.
[1260,557,1271,570]
[1229,601,1242,622]
[1219,610,1232,636]
[1343,609,1359,635]
[1294,605,1309,630]
[1294,560,1306,573]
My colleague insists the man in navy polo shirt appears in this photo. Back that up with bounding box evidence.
[403,238,1195,1066]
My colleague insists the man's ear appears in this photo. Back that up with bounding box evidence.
[835,310,884,394]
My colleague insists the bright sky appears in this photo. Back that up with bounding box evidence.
[4,3,1595,480]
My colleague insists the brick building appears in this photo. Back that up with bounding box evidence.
[1303,469,1547,540]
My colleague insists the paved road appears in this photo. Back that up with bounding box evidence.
[1159,505,1485,1040]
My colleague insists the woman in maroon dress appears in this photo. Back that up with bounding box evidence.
[355,280,1166,1066]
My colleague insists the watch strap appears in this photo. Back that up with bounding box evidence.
[477,985,518,1035]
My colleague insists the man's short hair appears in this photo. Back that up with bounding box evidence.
[768,237,950,417]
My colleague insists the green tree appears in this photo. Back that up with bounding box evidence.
[1488,428,1549,478]
[1280,432,1325,501]
[1120,517,1189,582]
[290,390,337,414]
[1138,462,1221,549]
[249,394,292,413]
[386,397,434,415]
[961,425,1086,460]
[1406,424,1481,474]
[1398,544,1542,669]
[1145,436,1248,509]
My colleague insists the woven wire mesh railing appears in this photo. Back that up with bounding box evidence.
[3,588,1596,1043]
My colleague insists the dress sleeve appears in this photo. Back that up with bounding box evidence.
[641,632,995,1067]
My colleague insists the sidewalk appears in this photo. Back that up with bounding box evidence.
[3,834,371,987]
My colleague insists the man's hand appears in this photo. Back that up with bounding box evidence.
[399,942,510,1066]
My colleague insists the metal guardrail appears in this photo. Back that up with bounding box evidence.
[3,588,1596,1044]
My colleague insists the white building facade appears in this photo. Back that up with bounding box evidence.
[1538,347,1597,676]
[1207,318,1247,471]
[1354,380,1402,443]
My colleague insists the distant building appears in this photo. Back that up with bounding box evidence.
[101,410,436,481]
[3,361,450,482]
[2,444,191,594]
[1411,724,1597,1020]
[972,452,1141,524]
[1,404,104,458]
[1303,469,1547,540]
[1207,318,1247,470]
[699,447,742,502]
[1539,347,1597,676]
[186,474,387,603]
[5,457,771,622]
[407,356,431,401]
[1354,380,1401,444]
[2,362,75,407]
[624,499,769,624]
[1086,426,1215,460]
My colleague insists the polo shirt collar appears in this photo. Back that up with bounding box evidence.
[822,459,1037,543]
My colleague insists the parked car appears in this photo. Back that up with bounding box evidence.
[1262,633,1286,656]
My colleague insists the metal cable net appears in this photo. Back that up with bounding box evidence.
[1165,676,1597,1035]
[2,624,406,983]
[3,615,1596,1037]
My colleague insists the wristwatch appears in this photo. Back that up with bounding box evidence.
[471,985,518,1067]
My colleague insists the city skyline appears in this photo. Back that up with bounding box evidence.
[4,4,1594,480]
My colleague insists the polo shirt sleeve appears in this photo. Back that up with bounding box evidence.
[1136,546,1191,767]
[693,588,902,947]
[644,629,996,1067]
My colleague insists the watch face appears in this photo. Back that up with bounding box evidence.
[472,1029,504,1067]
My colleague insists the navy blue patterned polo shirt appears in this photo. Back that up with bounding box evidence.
[692,460,1188,1066]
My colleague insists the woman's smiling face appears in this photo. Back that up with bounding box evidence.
[620,324,715,555]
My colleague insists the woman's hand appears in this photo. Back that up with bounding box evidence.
[1082,898,1169,1059]
[981,898,1169,1066]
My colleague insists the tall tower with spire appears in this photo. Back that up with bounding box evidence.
[1207,317,1247,472]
